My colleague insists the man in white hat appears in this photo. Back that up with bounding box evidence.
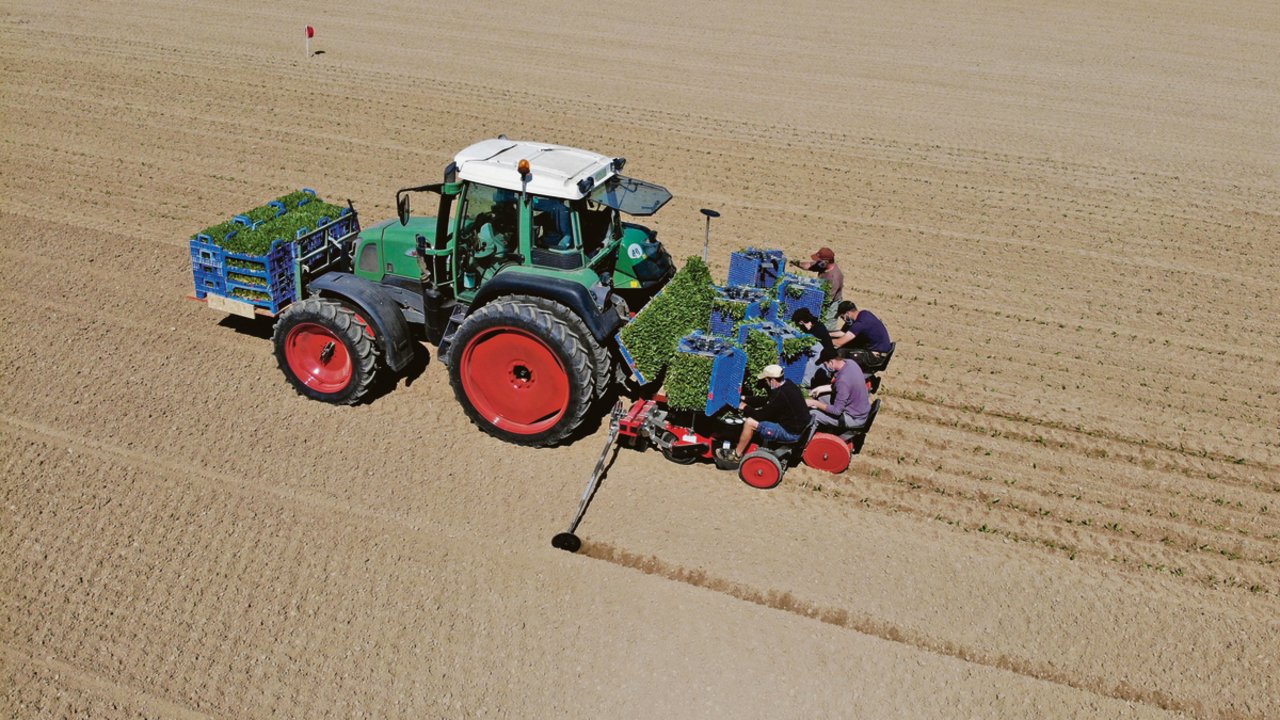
[717,364,809,468]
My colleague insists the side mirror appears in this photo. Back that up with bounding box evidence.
[397,193,410,226]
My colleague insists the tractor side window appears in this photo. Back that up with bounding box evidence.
[458,184,519,287]
[576,200,615,258]
[532,197,576,251]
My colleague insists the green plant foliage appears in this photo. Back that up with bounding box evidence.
[196,219,241,244]
[227,272,263,286]
[618,256,715,380]
[712,298,749,322]
[226,258,265,271]
[781,334,816,360]
[819,278,833,308]
[784,283,806,299]
[231,287,270,302]
[665,353,715,411]
[195,191,347,256]
[742,329,780,398]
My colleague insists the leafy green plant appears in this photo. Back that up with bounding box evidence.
[742,329,779,398]
[781,334,815,360]
[618,256,715,380]
[665,353,715,411]
[227,272,264,286]
[195,190,346,256]
[712,298,749,322]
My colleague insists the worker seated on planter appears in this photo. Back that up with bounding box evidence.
[716,364,808,468]
[806,348,871,430]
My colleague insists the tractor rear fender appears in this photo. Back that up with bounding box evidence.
[470,274,623,344]
[308,272,415,372]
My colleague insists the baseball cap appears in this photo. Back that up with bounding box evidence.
[812,247,836,262]
[756,364,784,380]
[817,348,840,364]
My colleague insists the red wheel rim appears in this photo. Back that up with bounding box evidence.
[284,322,353,393]
[460,326,570,434]
[740,455,782,489]
[803,433,852,474]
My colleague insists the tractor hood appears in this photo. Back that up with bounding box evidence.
[367,215,436,245]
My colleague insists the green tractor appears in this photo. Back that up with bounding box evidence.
[270,138,676,446]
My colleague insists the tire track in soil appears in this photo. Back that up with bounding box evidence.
[1,645,216,720]
[575,540,1237,720]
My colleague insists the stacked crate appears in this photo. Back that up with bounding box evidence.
[666,332,747,416]
[727,248,786,289]
[709,285,777,336]
[190,190,358,314]
[776,273,827,321]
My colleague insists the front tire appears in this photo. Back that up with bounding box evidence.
[739,451,784,489]
[449,297,595,447]
[273,297,379,405]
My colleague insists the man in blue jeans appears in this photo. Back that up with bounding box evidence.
[806,348,871,430]
[717,364,808,468]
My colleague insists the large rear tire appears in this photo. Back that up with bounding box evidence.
[449,297,595,447]
[273,297,379,405]
[521,295,614,399]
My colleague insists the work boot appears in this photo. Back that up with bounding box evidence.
[714,447,741,470]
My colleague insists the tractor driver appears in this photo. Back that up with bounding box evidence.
[717,364,808,468]
[477,189,518,255]
[533,196,574,250]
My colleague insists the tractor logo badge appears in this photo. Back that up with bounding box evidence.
[627,244,644,260]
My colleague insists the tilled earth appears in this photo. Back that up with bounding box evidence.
[2,1,1278,718]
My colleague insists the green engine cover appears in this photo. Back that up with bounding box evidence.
[613,225,673,291]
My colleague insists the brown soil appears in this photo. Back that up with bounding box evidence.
[2,1,1277,718]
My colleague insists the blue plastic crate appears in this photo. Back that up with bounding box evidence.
[675,331,747,416]
[777,274,826,321]
[709,285,776,336]
[189,206,359,315]
[727,248,786,289]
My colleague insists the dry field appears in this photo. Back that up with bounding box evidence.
[2,0,1278,718]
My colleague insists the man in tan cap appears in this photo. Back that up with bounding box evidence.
[790,246,844,319]
[716,364,809,468]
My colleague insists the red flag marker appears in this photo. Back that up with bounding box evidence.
[305,25,315,57]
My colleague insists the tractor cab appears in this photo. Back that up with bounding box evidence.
[360,139,675,325]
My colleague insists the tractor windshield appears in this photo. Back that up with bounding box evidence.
[588,174,671,217]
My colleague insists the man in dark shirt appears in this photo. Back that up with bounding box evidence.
[790,307,835,354]
[717,364,808,467]
[791,307,835,386]
[831,300,892,371]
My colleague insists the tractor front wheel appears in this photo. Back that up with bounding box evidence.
[273,297,379,405]
[449,297,595,447]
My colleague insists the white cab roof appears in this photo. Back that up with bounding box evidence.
[453,139,618,200]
